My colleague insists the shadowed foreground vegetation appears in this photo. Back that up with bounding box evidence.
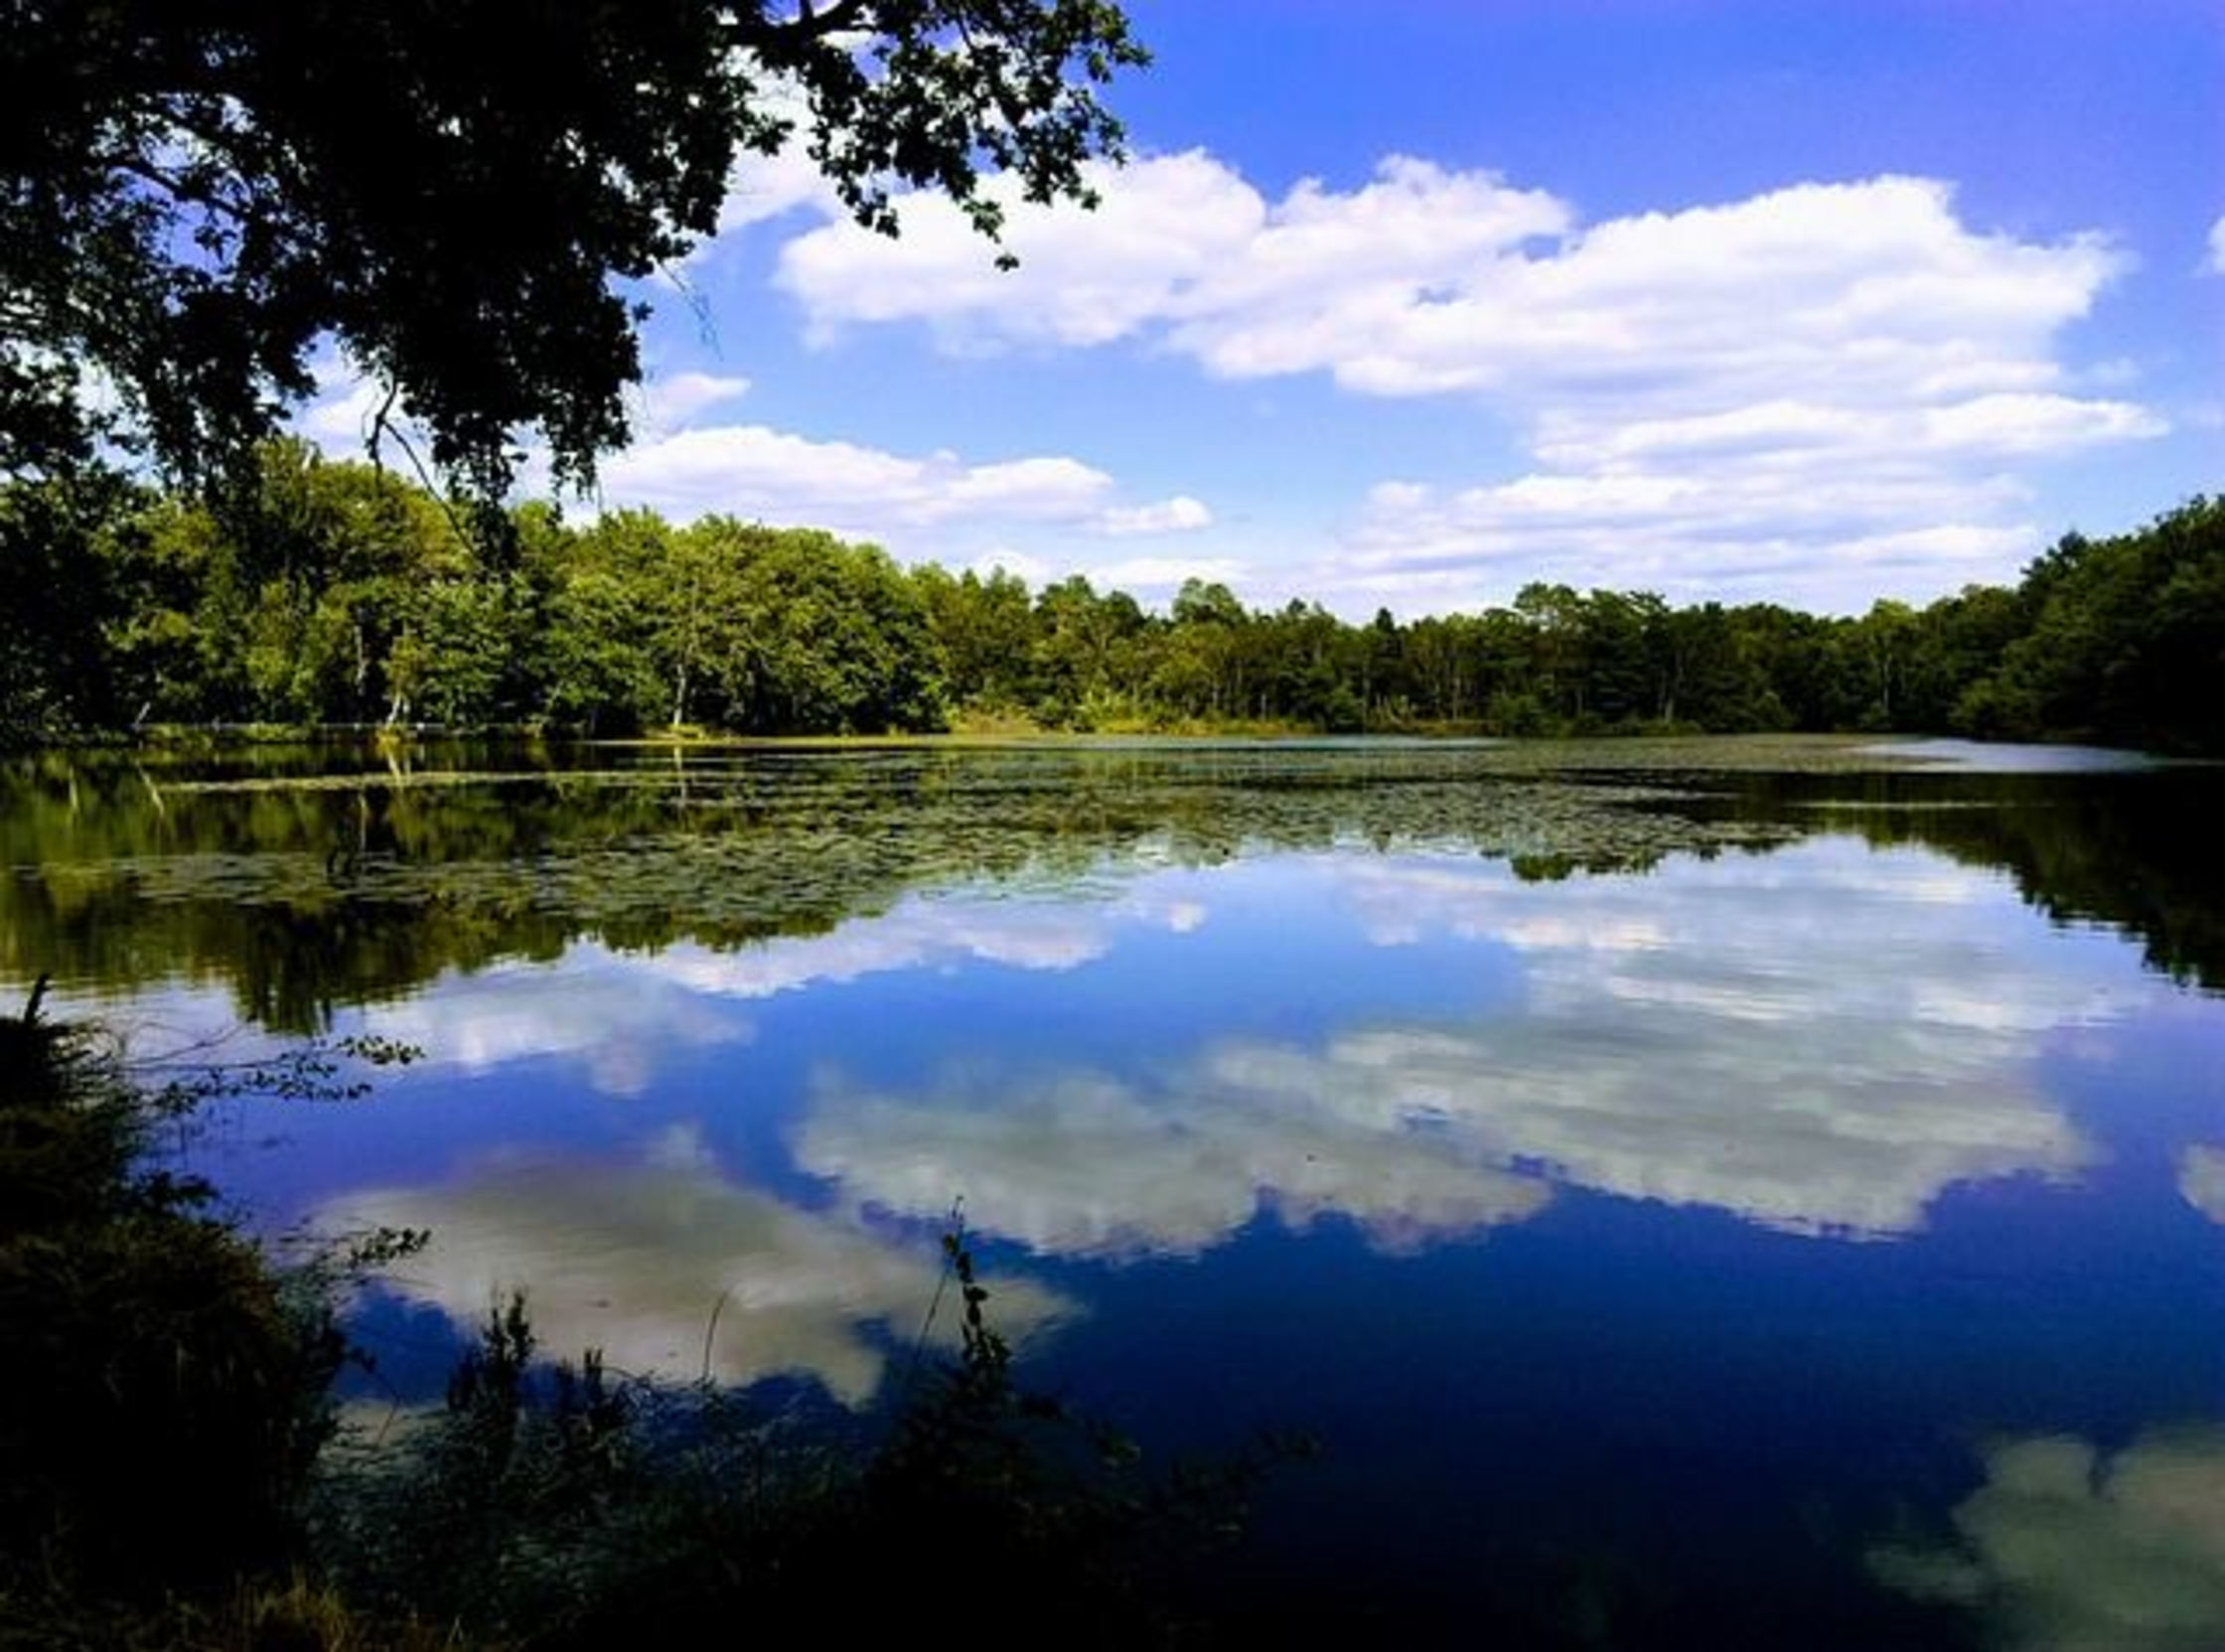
[0,993,1289,1649]
[3,449,2219,753]
[0,988,362,1645]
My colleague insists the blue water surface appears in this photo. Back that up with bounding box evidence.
[9,740,2221,1648]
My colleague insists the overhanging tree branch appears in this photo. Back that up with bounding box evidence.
[2,1,1147,507]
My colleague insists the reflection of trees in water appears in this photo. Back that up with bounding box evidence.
[1719,767,2225,993]
[3,742,2215,1031]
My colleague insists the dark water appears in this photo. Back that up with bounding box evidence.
[5,736,2222,1648]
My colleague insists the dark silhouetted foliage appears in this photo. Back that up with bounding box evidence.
[3,2,1146,498]
[0,989,341,1606]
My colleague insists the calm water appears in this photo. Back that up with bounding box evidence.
[5,737,2223,1647]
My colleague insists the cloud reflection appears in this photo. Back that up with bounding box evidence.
[362,887,1205,1097]
[797,842,2147,1255]
[1870,1427,2225,1651]
[2177,1146,2225,1226]
[1301,845,2128,1236]
[321,1126,1068,1405]
[369,958,749,1098]
[800,1067,1547,1261]
[648,889,1179,997]
[1196,1014,2088,1242]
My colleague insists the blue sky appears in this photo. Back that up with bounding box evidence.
[314,2,2224,616]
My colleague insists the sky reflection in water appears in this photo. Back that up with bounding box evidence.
[794,841,2142,1253]
[1871,1427,2225,1652]
[19,747,2223,1648]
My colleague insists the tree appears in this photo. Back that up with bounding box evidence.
[0,474,131,735]
[912,563,1036,711]
[1034,573,1144,723]
[3,2,1147,497]
[1962,499,2224,753]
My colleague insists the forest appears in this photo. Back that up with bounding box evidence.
[2,442,2219,755]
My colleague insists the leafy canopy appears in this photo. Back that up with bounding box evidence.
[1,1,1146,496]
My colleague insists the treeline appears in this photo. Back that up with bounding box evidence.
[4,441,2219,751]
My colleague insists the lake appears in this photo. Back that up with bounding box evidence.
[5,735,2222,1647]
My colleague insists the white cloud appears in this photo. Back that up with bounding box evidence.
[1336,383,2161,612]
[1090,555,1248,591]
[295,336,1206,577]
[779,150,1569,361]
[712,141,842,237]
[632,371,751,436]
[1528,393,2159,471]
[1919,392,2162,455]
[1095,495,1214,536]
[1330,468,2045,612]
[772,156,2156,610]
[777,164,2123,421]
[2208,214,2225,275]
[594,421,1109,534]
[1871,1428,2225,1651]
[944,453,1111,514]
[780,148,1295,349]
[591,412,1220,563]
